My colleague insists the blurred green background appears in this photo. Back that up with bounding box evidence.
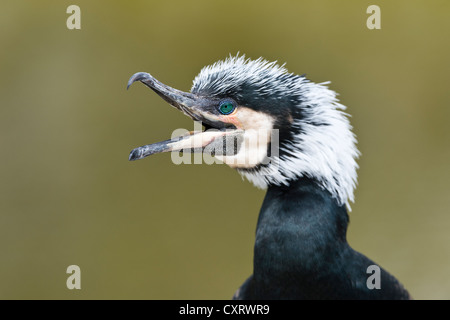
[1,0,449,299]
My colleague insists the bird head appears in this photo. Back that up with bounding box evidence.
[127,55,359,208]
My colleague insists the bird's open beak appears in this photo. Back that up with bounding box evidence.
[127,72,241,161]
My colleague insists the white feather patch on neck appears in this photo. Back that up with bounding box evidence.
[237,80,359,210]
[191,54,360,210]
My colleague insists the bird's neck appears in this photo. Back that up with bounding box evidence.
[253,177,350,298]
[256,177,349,244]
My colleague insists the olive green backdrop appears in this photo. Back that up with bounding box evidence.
[1,0,449,299]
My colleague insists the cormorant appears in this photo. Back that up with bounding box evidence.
[127,55,411,300]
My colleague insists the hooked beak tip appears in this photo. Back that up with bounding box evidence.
[127,72,151,90]
[129,148,142,161]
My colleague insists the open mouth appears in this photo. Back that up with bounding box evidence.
[127,72,243,161]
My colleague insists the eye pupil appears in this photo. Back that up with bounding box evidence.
[219,101,235,115]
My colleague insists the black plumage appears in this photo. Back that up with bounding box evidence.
[233,178,410,299]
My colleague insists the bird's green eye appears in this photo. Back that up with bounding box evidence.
[219,100,236,115]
